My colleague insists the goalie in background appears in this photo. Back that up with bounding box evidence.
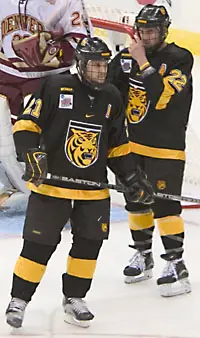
[0,0,92,212]
[109,4,193,296]
[5,36,154,329]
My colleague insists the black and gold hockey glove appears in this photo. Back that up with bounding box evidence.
[22,148,48,187]
[117,167,154,204]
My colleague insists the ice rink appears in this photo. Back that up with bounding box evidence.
[0,204,200,338]
[0,54,200,338]
[1,8,200,338]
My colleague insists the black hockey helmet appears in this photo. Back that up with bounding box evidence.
[75,36,112,90]
[135,5,171,52]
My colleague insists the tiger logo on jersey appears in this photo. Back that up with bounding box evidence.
[157,180,166,190]
[65,120,102,168]
[126,83,150,124]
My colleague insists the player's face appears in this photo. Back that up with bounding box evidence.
[138,27,160,49]
[85,60,108,84]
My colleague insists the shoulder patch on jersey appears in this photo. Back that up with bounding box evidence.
[159,63,167,76]
[105,104,112,119]
[120,59,132,73]
[59,94,73,109]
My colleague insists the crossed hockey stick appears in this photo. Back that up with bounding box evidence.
[46,173,200,205]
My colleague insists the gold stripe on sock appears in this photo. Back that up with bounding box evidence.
[14,256,46,283]
[67,256,97,279]
[157,216,184,236]
[128,212,154,231]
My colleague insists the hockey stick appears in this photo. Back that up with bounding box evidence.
[165,0,172,7]
[80,0,92,37]
[46,173,129,193]
[46,173,200,204]
[155,192,200,204]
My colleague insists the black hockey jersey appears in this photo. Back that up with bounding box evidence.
[109,43,193,161]
[13,73,134,200]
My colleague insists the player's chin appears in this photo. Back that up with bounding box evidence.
[96,78,106,83]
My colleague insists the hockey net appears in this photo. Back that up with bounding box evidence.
[87,4,200,209]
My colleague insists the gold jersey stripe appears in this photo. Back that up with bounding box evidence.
[155,76,175,110]
[121,53,131,57]
[130,141,185,161]
[67,256,97,279]
[108,143,131,158]
[157,216,184,236]
[128,212,154,231]
[14,256,46,283]
[27,182,110,200]
[13,120,42,134]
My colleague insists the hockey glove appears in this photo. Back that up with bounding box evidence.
[12,31,62,67]
[22,148,48,187]
[117,167,154,204]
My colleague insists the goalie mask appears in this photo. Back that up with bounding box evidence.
[135,5,171,54]
[75,37,112,90]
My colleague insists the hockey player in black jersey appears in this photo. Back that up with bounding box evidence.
[109,4,193,297]
[5,36,153,329]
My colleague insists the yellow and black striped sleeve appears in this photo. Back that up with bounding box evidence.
[142,48,194,109]
[13,78,55,157]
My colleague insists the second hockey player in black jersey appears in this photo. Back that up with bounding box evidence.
[109,4,193,297]
[5,37,153,329]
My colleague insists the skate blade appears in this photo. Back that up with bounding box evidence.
[124,269,153,284]
[64,313,91,328]
[2,309,47,336]
[6,313,23,329]
[159,278,192,297]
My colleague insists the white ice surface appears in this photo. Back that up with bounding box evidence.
[0,207,200,338]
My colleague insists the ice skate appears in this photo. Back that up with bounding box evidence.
[63,297,94,328]
[157,253,191,297]
[123,248,154,283]
[6,297,28,328]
